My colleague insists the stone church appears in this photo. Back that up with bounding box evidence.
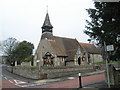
[34,12,103,67]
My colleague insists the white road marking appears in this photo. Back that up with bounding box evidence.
[9,80,13,83]
[68,77,75,79]
[4,77,8,80]
[5,79,47,88]
[15,83,46,87]
[13,79,26,84]
[83,87,93,88]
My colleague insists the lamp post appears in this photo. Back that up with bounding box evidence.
[37,60,40,79]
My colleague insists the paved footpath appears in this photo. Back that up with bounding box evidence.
[33,73,105,88]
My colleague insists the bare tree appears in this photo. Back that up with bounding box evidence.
[0,37,18,66]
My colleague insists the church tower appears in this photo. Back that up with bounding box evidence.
[41,12,54,40]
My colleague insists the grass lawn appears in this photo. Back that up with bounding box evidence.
[93,61,120,65]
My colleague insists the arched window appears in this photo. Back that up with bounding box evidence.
[78,57,81,65]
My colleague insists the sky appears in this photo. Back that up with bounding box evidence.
[0,0,95,52]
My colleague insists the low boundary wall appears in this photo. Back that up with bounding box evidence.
[7,65,104,79]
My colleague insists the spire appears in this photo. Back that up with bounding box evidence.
[42,9,53,33]
[42,13,53,28]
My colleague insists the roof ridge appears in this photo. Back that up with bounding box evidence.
[47,40,55,42]
[79,42,94,45]
[54,35,76,40]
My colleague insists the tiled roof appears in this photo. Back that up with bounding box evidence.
[58,37,79,61]
[48,39,67,56]
[79,42,101,54]
[46,35,101,61]
[47,36,80,61]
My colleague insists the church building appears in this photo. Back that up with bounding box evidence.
[34,12,103,67]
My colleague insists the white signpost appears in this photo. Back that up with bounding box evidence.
[106,45,114,51]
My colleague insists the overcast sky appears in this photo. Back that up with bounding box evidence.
[0,0,95,51]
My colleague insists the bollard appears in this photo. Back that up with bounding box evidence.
[78,73,82,88]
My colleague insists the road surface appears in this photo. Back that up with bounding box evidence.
[34,74,105,88]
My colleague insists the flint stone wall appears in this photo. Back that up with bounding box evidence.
[7,65,103,79]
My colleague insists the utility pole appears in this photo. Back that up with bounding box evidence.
[104,41,110,88]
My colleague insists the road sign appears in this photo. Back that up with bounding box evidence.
[106,45,114,51]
